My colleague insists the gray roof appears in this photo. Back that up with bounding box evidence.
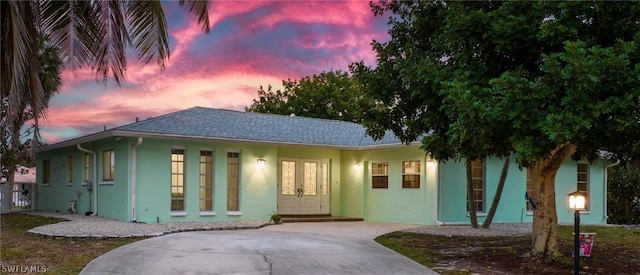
[44,107,412,151]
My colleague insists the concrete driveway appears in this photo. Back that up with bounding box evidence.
[81,222,437,275]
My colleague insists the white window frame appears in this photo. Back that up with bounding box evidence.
[226,151,241,215]
[371,162,389,189]
[401,160,421,189]
[171,147,186,214]
[199,149,215,215]
[102,149,115,183]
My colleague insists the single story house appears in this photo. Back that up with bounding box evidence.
[36,107,610,225]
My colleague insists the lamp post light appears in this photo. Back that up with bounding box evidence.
[568,191,587,275]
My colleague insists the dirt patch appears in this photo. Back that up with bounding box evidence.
[376,232,640,274]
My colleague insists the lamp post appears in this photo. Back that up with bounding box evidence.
[568,191,587,275]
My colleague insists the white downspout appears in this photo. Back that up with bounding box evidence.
[130,137,143,222]
[77,144,97,215]
[604,160,620,224]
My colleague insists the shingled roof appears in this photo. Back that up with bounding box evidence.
[43,107,409,150]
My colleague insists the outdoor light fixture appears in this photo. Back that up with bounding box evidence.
[568,190,587,275]
[427,160,436,168]
[256,158,266,169]
[569,191,587,211]
[354,163,362,171]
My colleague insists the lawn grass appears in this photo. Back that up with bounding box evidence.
[376,224,640,274]
[0,213,143,274]
[557,224,640,253]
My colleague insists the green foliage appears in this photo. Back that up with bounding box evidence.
[608,166,640,225]
[246,70,373,123]
[353,1,640,166]
[1,36,59,180]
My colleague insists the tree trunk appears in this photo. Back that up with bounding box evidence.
[466,158,478,228]
[482,153,511,229]
[528,143,577,260]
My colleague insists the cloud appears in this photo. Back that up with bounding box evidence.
[43,1,388,143]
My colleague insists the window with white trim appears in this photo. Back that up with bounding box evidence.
[372,162,389,189]
[227,152,240,211]
[467,160,484,212]
[171,149,185,211]
[42,159,51,184]
[102,150,115,181]
[83,153,90,182]
[67,155,73,184]
[199,150,214,211]
[577,163,589,210]
[402,160,420,188]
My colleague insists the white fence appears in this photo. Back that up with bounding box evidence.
[0,182,36,214]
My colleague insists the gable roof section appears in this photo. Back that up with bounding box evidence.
[42,107,412,151]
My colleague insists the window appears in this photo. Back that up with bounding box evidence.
[83,153,90,182]
[42,159,51,184]
[467,160,484,212]
[199,150,214,212]
[171,149,185,211]
[67,155,73,184]
[102,150,115,181]
[371,162,389,189]
[227,152,240,211]
[402,160,420,188]
[577,163,589,209]
[526,169,533,212]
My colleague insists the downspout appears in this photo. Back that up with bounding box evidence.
[130,137,143,222]
[604,160,620,224]
[77,144,97,215]
[435,161,471,226]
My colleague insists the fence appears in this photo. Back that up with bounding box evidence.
[0,182,36,214]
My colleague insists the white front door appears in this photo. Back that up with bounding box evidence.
[277,158,330,215]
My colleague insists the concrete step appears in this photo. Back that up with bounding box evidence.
[280,215,364,223]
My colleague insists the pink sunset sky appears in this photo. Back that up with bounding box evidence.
[41,1,389,143]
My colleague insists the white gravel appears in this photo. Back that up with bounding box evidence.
[403,223,532,237]
[26,211,269,238]
[25,211,532,239]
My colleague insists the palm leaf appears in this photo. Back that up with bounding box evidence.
[94,0,130,84]
[128,0,170,67]
[40,0,97,71]
[179,0,211,33]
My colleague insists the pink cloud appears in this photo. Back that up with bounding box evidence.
[43,1,388,143]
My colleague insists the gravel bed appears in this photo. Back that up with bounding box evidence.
[403,223,533,237]
[25,211,533,239]
[26,211,270,239]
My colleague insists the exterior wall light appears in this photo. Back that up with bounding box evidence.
[256,158,266,169]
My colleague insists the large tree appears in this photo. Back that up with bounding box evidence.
[246,70,373,123]
[1,0,211,160]
[1,36,61,182]
[353,0,640,260]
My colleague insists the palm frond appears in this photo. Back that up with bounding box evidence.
[128,0,170,66]
[179,0,211,33]
[94,0,130,84]
[41,0,98,70]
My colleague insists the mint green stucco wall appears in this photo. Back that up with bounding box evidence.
[134,138,278,223]
[360,146,437,225]
[36,135,608,226]
[36,138,130,221]
[339,145,437,225]
[340,150,364,219]
[438,157,608,225]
